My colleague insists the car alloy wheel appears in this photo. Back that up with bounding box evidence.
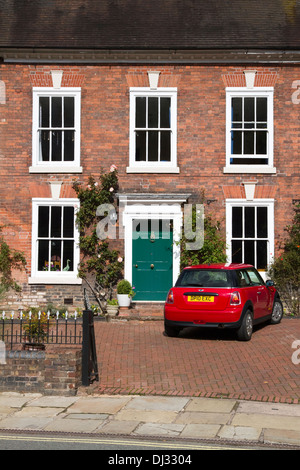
[271,300,283,324]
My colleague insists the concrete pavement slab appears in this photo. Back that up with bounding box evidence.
[134,422,185,437]
[114,409,178,423]
[98,420,139,435]
[264,429,300,446]
[175,411,231,425]
[231,413,300,432]
[28,396,79,408]
[237,401,300,417]
[66,413,109,420]
[66,396,131,414]
[124,396,189,412]
[218,425,262,441]
[185,397,237,413]
[43,417,105,433]
[0,406,16,417]
[13,407,65,418]
[0,395,35,408]
[180,423,221,439]
[0,416,53,430]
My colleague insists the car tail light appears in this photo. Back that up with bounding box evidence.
[166,289,174,304]
[230,292,241,306]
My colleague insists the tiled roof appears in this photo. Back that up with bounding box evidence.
[1,0,300,50]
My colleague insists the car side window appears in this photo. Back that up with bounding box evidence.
[236,270,251,287]
[246,268,264,286]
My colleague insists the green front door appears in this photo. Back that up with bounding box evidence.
[132,219,173,301]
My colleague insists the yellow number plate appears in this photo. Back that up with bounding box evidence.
[187,295,214,302]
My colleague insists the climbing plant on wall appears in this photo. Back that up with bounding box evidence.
[72,166,123,312]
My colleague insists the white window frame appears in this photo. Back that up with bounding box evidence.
[30,88,82,174]
[128,87,179,173]
[29,198,81,285]
[224,87,276,174]
[226,199,275,277]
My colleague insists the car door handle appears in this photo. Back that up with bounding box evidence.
[257,291,262,295]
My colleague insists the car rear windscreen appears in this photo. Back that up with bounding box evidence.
[176,269,232,288]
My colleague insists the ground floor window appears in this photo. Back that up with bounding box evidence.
[30,199,80,284]
[226,200,274,271]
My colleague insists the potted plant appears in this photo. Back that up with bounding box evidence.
[106,298,119,320]
[117,280,135,307]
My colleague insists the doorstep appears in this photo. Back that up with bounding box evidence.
[117,302,164,321]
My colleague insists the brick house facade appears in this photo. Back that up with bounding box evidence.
[0,1,299,309]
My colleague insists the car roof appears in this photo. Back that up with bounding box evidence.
[183,263,254,271]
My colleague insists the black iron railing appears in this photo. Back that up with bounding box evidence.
[0,311,82,349]
[1,309,99,386]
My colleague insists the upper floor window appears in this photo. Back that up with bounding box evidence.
[224,88,275,174]
[30,88,82,173]
[128,88,178,173]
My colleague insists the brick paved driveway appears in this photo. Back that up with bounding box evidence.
[91,318,300,403]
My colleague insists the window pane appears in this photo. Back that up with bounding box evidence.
[50,240,62,271]
[232,131,242,154]
[38,206,49,238]
[160,131,171,161]
[257,98,267,122]
[51,206,62,238]
[51,131,62,161]
[247,267,263,285]
[244,97,254,122]
[135,131,146,161]
[232,207,243,238]
[257,241,268,269]
[148,97,158,128]
[245,207,255,238]
[232,98,242,122]
[64,97,74,127]
[160,98,171,128]
[257,207,268,238]
[39,131,50,161]
[244,131,254,154]
[38,240,49,271]
[236,270,251,287]
[63,207,74,238]
[148,131,158,161]
[136,97,146,128]
[63,241,74,272]
[256,131,267,154]
[39,97,49,128]
[232,240,242,263]
[64,131,74,161]
[51,97,62,128]
[244,240,255,266]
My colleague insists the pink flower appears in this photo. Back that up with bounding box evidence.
[109,187,114,192]
[110,164,117,172]
[118,257,123,262]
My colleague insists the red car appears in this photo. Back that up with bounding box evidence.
[164,263,283,341]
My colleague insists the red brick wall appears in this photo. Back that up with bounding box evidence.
[0,63,299,307]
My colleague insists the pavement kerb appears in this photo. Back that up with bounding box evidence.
[0,393,300,448]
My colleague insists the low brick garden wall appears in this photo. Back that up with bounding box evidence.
[0,348,82,396]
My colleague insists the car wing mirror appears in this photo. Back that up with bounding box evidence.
[266,280,275,287]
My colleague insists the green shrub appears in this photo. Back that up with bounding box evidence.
[268,203,300,316]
